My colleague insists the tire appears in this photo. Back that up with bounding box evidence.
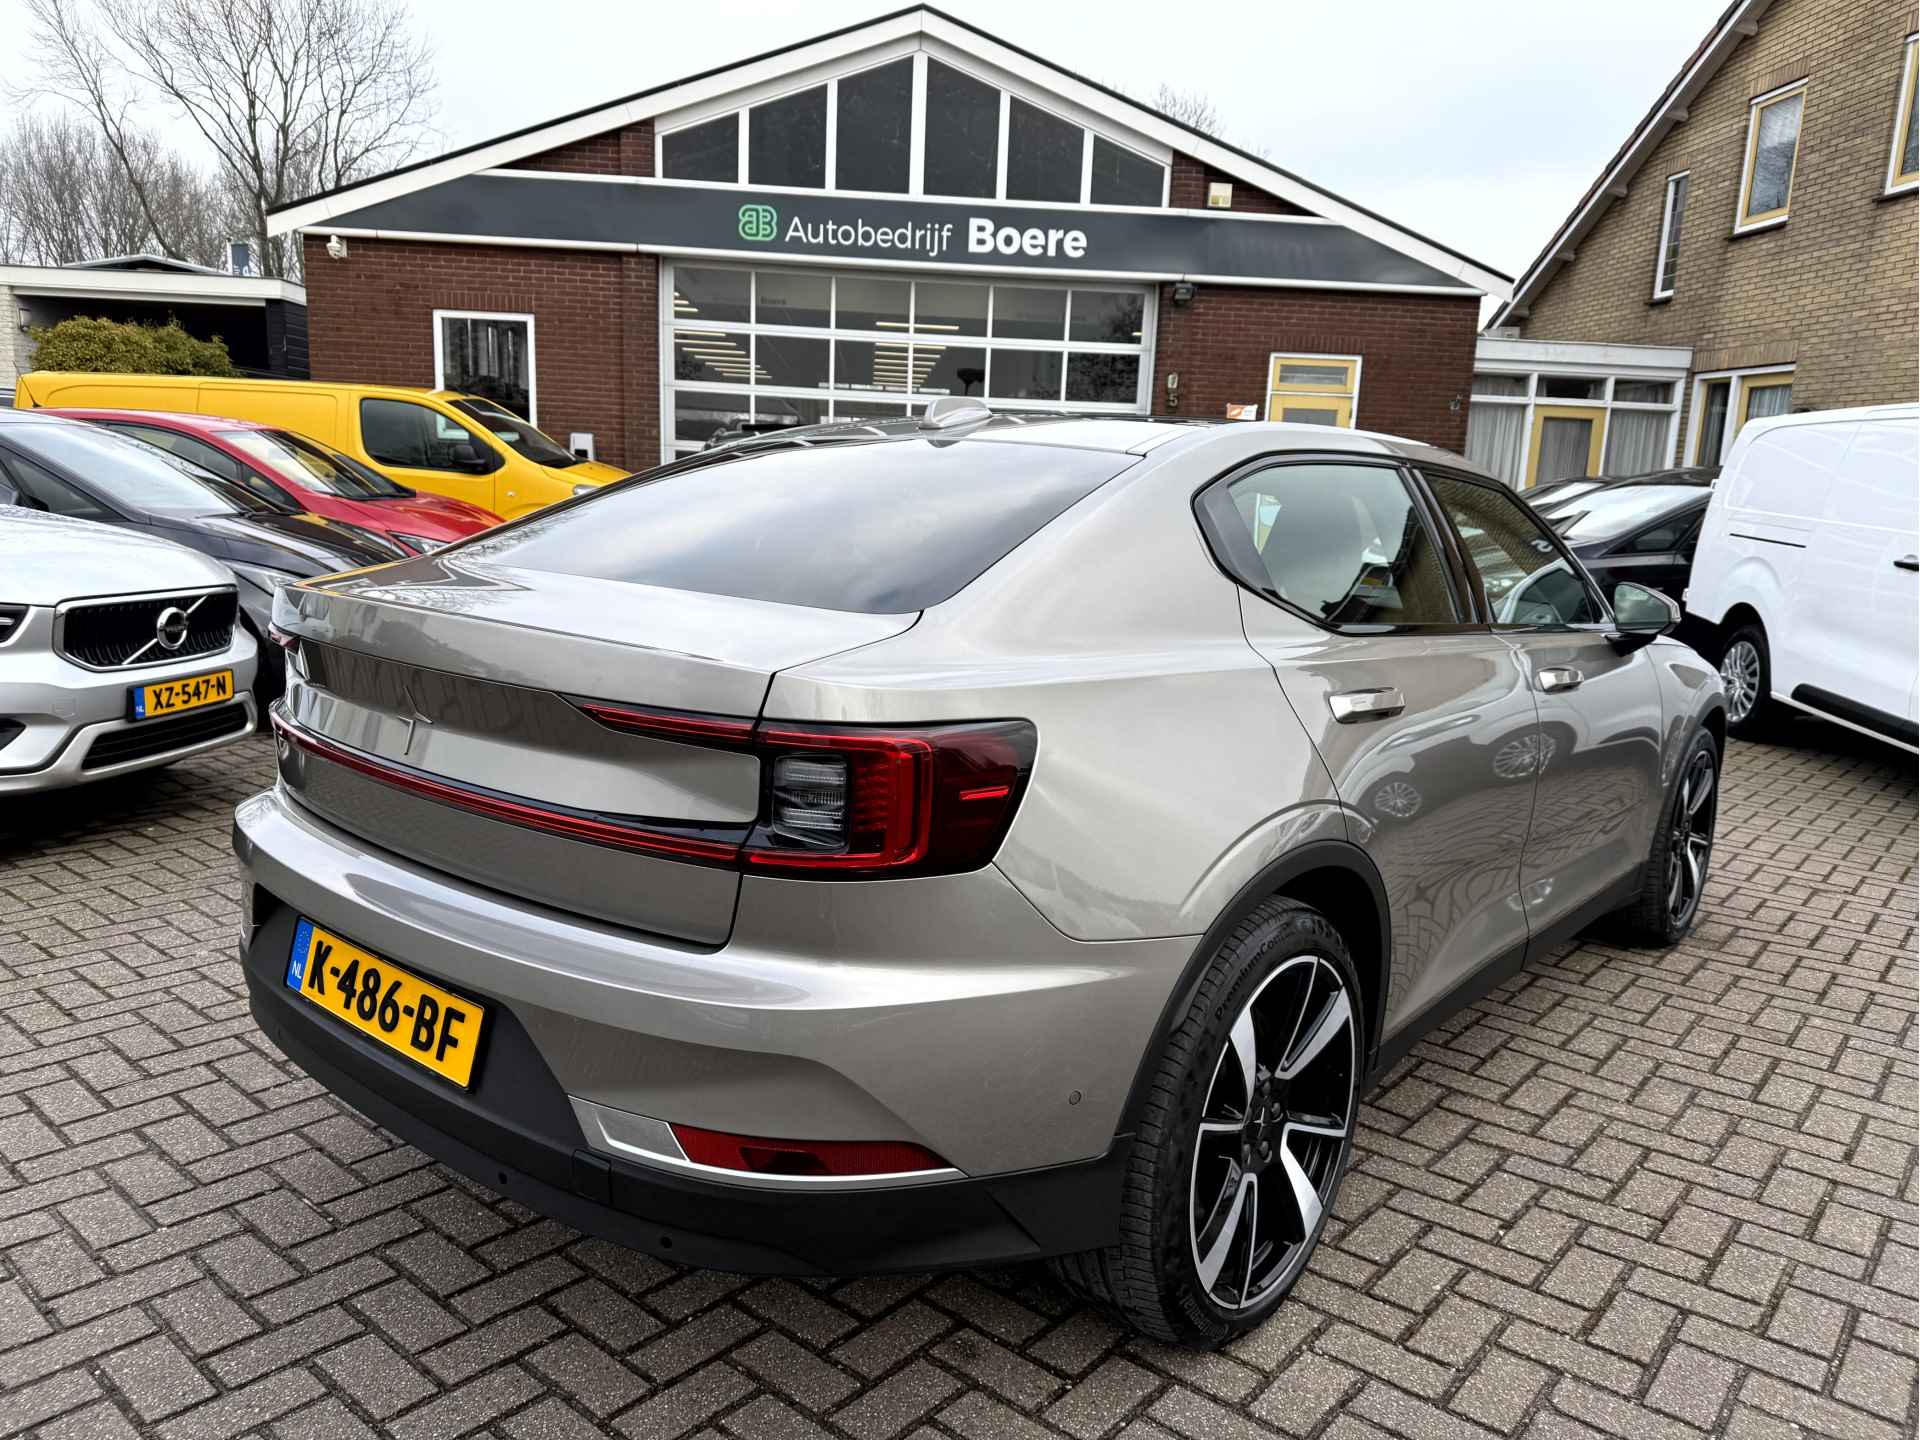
[1717,623,1775,739]
[1051,898,1361,1346]
[1613,727,1720,946]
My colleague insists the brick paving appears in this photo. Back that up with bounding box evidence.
[0,724,1913,1439]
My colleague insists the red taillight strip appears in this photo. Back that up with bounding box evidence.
[670,1123,948,1178]
[573,699,756,748]
[270,710,744,865]
[745,726,935,873]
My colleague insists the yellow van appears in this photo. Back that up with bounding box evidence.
[12,373,630,519]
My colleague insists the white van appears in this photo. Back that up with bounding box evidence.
[1686,403,1918,753]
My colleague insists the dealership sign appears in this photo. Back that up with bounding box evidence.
[328,175,1467,289]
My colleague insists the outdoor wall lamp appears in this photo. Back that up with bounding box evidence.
[1171,282,1195,305]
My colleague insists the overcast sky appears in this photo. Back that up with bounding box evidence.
[0,0,1727,291]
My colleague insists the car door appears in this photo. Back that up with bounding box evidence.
[1203,456,1540,1034]
[1422,471,1666,933]
[1799,417,1919,737]
[354,397,503,511]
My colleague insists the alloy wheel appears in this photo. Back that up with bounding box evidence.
[1720,640,1762,724]
[1189,954,1356,1311]
[1665,747,1718,927]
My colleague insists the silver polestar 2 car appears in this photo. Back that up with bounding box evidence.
[235,408,1725,1345]
[1,505,258,792]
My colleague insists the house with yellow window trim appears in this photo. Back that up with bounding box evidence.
[1468,0,1916,491]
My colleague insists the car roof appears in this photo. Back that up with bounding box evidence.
[703,409,1486,470]
[35,407,272,433]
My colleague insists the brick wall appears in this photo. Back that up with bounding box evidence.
[1168,152,1310,215]
[1517,0,1917,425]
[505,121,653,177]
[301,235,659,471]
[1153,284,1480,451]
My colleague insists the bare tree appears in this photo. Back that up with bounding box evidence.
[1150,84,1224,140]
[0,111,240,266]
[22,0,438,279]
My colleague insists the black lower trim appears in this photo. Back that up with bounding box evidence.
[1790,685,1919,747]
[82,703,249,770]
[1372,870,1636,1074]
[244,901,1123,1275]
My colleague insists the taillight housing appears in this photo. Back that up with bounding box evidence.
[671,1123,948,1178]
[744,720,1035,878]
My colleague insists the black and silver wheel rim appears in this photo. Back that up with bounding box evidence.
[1189,954,1356,1311]
[1666,747,1717,927]
[1720,640,1762,723]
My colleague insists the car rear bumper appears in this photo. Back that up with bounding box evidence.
[233,785,1193,1269]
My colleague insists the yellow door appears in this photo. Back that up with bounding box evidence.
[1527,405,1605,489]
[1266,355,1358,428]
[351,395,506,512]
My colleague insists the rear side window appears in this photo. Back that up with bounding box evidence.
[1197,461,1460,628]
[458,439,1132,613]
[1427,474,1603,627]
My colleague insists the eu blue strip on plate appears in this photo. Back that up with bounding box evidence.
[132,689,147,720]
[286,916,315,991]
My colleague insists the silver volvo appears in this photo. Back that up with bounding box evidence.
[1,506,258,792]
[235,412,1724,1345]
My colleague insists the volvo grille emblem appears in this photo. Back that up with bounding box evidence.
[154,606,191,652]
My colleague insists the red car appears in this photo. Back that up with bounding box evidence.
[43,409,501,553]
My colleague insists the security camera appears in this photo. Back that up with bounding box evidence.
[325,234,349,261]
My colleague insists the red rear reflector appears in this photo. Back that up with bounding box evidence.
[670,1124,947,1178]
[267,625,300,655]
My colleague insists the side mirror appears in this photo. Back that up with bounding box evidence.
[447,442,493,474]
[1609,581,1679,653]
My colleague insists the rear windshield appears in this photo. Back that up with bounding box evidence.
[457,437,1132,613]
[1551,486,1703,540]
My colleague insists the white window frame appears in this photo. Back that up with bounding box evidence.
[1886,34,1919,196]
[658,261,1156,462]
[1652,171,1688,300]
[1685,363,1795,466]
[433,309,537,424]
[1733,78,1807,235]
[1261,353,1363,428]
[1468,369,1685,490]
[653,44,1171,209]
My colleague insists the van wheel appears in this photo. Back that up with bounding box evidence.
[1050,898,1359,1346]
[1718,623,1774,738]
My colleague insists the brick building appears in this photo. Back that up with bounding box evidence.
[269,7,1509,472]
[1471,0,1918,490]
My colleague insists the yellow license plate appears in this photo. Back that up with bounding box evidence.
[285,919,487,1088]
[132,669,235,719]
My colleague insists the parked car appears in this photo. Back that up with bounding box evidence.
[236,408,1726,1345]
[41,409,501,553]
[1532,469,1717,604]
[1687,403,1918,750]
[0,504,258,792]
[0,411,402,703]
[1522,475,1609,508]
[13,373,629,519]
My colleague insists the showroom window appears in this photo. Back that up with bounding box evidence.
[1736,80,1805,231]
[1888,34,1918,195]
[664,263,1151,457]
[1652,172,1687,299]
[656,53,1167,206]
[435,311,535,422]
[1266,354,1361,428]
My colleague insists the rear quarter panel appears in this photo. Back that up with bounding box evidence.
[766,436,1349,945]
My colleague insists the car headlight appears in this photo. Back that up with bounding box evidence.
[571,483,601,498]
[391,533,445,554]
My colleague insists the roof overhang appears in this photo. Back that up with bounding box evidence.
[1487,0,1775,329]
[267,5,1510,299]
[1476,335,1694,380]
[0,264,305,306]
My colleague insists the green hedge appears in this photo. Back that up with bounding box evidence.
[28,316,239,377]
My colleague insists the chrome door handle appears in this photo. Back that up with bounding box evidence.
[1537,667,1583,693]
[1328,688,1405,722]
[1895,555,1918,572]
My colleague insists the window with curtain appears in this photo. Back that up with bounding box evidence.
[1739,85,1804,228]
[1537,418,1596,486]
[1744,381,1793,422]
[1466,402,1526,486]
[1603,409,1667,477]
